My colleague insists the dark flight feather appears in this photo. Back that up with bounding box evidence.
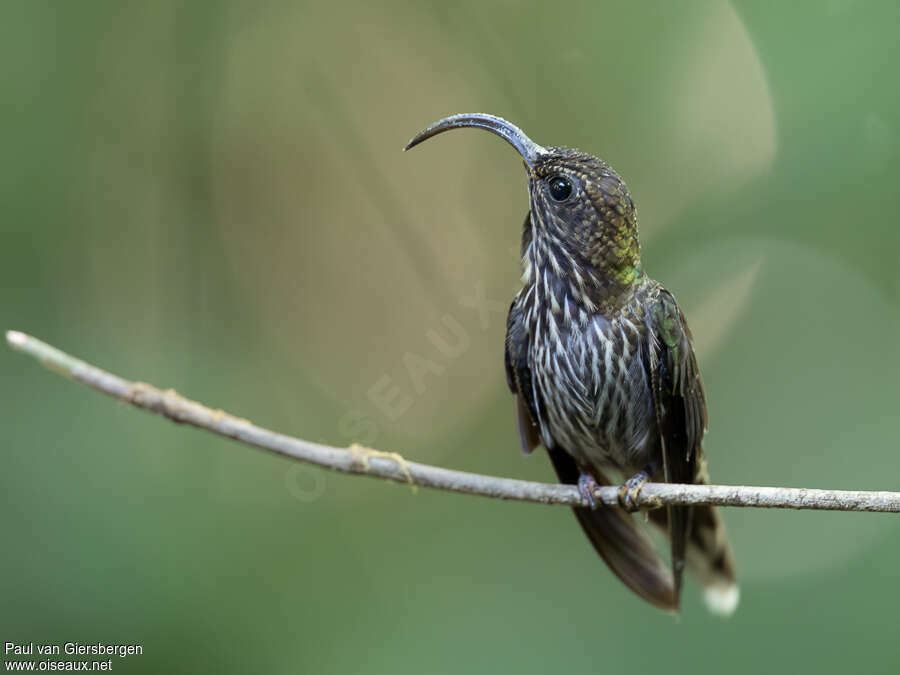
[647,289,707,601]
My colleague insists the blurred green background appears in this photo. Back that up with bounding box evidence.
[3,1,900,672]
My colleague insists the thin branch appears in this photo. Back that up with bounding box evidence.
[7,330,900,513]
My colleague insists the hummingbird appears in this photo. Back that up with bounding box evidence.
[406,113,738,613]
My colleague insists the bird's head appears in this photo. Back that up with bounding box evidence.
[406,113,643,299]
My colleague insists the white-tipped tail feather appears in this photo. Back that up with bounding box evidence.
[703,583,740,616]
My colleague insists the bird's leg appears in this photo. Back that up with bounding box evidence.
[618,461,659,512]
[577,472,601,509]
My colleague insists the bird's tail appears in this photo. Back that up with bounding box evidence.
[649,470,739,615]
[684,503,739,615]
[548,445,737,614]
[547,448,678,612]
[688,458,739,615]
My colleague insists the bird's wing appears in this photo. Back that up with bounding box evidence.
[505,213,544,455]
[505,292,542,455]
[646,286,708,603]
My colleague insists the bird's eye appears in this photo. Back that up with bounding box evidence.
[547,175,573,202]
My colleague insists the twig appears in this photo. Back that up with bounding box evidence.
[7,330,900,513]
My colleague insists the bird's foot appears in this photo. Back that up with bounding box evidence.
[618,469,650,513]
[577,473,601,509]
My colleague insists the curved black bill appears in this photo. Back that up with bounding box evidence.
[404,113,547,169]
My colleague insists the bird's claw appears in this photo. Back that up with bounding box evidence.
[577,473,601,509]
[618,470,650,513]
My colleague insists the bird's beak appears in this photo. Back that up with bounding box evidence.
[404,113,547,171]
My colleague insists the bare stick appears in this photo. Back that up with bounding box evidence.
[7,330,900,513]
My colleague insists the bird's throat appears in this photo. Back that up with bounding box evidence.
[523,224,643,319]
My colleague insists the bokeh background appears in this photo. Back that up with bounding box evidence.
[3,1,900,672]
